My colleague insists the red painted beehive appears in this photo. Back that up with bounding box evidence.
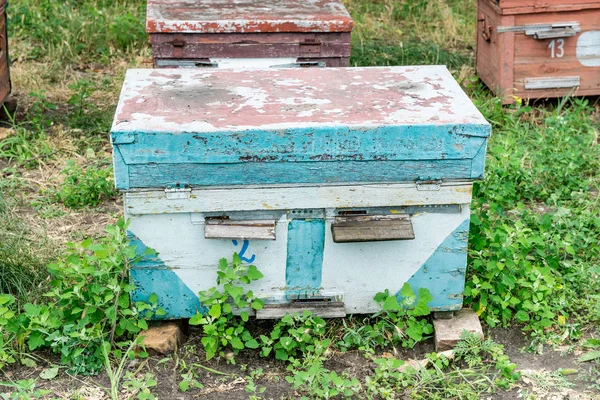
[146,0,354,68]
[476,0,600,104]
[0,0,10,105]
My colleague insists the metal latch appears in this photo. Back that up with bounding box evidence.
[498,22,581,39]
[155,59,218,68]
[270,61,326,68]
[165,185,191,200]
[530,23,580,39]
[416,180,442,191]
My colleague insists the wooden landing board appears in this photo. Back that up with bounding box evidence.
[146,0,354,34]
[256,302,346,319]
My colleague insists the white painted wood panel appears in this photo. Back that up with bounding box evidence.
[124,183,473,215]
[321,206,471,313]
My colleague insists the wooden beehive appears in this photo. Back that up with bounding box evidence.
[146,0,354,68]
[111,66,491,319]
[0,0,10,106]
[476,0,600,104]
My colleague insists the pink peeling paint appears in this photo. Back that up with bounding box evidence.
[146,0,354,33]
[112,66,487,134]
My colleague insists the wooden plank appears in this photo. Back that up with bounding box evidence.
[123,159,475,190]
[255,302,346,319]
[146,0,354,34]
[124,183,473,215]
[112,67,489,135]
[332,215,415,243]
[204,219,276,240]
[149,42,351,59]
[0,9,9,104]
[148,32,352,45]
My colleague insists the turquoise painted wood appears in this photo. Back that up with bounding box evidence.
[123,159,474,188]
[286,219,326,298]
[111,66,490,190]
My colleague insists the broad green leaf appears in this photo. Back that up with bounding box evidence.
[245,339,259,349]
[382,295,400,312]
[247,265,264,281]
[579,351,600,362]
[180,380,189,393]
[251,299,264,311]
[189,313,205,325]
[39,367,59,380]
[400,283,415,299]
[148,293,159,304]
[209,304,221,318]
[275,349,288,361]
[0,294,14,306]
[28,331,45,351]
[138,319,149,330]
[230,336,244,350]
[515,310,530,322]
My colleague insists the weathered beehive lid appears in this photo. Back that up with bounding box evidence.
[146,0,354,33]
[490,0,600,13]
[111,66,490,190]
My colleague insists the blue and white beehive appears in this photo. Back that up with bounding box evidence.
[111,66,490,319]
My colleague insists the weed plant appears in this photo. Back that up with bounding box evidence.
[0,220,161,375]
[52,160,117,209]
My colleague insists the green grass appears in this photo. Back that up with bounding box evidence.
[0,182,50,306]
[9,0,148,66]
[0,1,598,396]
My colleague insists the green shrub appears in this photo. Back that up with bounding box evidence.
[465,97,600,339]
[188,254,264,361]
[54,160,117,209]
[2,219,160,375]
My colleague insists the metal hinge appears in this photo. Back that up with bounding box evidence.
[416,180,442,191]
[165,185,191,200]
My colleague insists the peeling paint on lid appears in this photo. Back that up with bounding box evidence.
[146,0,354,33]
[112,66,490,134]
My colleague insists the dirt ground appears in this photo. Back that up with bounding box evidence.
[3,324,598,399]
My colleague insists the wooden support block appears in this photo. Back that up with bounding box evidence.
[141,322,187,355]
[433,308,483,352]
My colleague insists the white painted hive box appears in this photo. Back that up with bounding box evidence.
[111,66,491,318]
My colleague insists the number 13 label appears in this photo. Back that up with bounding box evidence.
[549,39,565,58]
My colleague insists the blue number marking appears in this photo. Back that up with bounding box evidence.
[232,239,256,263]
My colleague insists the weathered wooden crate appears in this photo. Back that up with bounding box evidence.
[476,0,600,104]
[0,0,11,105]
[146,0,354,68]
[111,66,491,318]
